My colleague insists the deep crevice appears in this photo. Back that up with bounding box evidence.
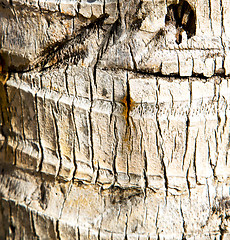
[165,0,196,44]
[56,220,61,240]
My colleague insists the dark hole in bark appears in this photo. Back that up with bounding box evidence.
[102,88,108,97]
[40,183,46,203]
[10,224,15,235]
[165,0,196,44]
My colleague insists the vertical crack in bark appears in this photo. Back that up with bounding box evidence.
[51,106,62,177]
[185,160,191,197]
[19,87,26,140]
[220,0,226,53]
[92,18,121,90]
[8,200,15,240]
[143,149,148,198]
[128,137,134,183]
[58,182,73,220]
[117,0,121,19]
[126,154,130,182]
[72,134,77,182]
[226,136,229,166]
[35,93,44,172]
[206,179,211,213]
[77,226,80,240]
[216,82,221,134]
[201,179,216,230]
[94,160,100,185]
[139,119,143,154]
[180,197,187,239]
[64,65,70,96]
[37,0,42,12]
[102,0,106,15]
[208,140,216,179]
[215,82,221,173]
[0,81,12,152]
[208,0,214,35]
[30,210,38,239]
[128,43,137,71]
[156,78,168,199]
[140,117,148,195]
[155,205,160,238]
[193,131,199,184]
[109,77,115,125]
[14,140,19,166]
[112,118,118,185]
[116,205,121,223]
[93,56,99,90]
[97,227,101,240]
[71,99,79,182]
[56,219,61,240]
[71,100,80,152]
[214,128,219,177]
[111,77,118,185]
[88,70,95,175]
[169,89,174,114]
[182,79,192,170]
[125,72,131,129]
[121,72,135,182]
[124,212,129,240]
[221,97,228,141]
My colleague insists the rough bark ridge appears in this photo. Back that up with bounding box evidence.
[0,0,229,239]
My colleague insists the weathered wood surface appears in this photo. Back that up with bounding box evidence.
[0,0,229,239]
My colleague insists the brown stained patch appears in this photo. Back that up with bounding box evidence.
[120,93,136,148]
[120,94,135,126]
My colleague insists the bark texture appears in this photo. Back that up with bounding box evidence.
[0,0,229,239]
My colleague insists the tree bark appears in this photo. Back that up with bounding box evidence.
[0,0,229,239]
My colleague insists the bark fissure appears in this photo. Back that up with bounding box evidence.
[88,71,95,174]
[56,220,61,240]
[182,80,192,170]
[219,0,226,52]
[193,131,199,184]
[71,100,81,152]
[143,149,148,197]
[51,104,62,177]
[35,93,44,172]
[58,182,73,220]
[208,0,214,35]
[155,205,160,238]
[180,198,187,239]
[156,79,168,198]
[185,163,191,197]
[19,88,26,141]
[112,118,118,185]
[30,211,38,239]
[128,43,137,71]
[64,65,70,96]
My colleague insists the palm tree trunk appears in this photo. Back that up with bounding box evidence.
[0,0,229,239]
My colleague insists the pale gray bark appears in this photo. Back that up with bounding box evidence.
[0,0,229,239]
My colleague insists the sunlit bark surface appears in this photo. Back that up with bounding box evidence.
[0,0,229,239]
